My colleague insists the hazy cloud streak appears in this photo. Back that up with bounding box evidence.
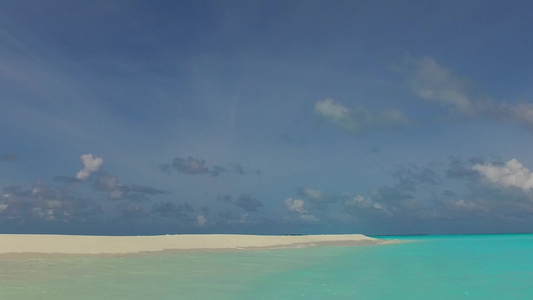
[314,99,411,133]
[406,56,533,132]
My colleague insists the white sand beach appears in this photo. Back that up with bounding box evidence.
[0,234,385,255]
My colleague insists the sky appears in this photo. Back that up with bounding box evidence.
[1,0,533,235]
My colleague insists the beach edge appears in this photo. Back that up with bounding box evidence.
[0,234,394,255]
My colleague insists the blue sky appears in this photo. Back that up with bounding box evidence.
[1,0,533,235]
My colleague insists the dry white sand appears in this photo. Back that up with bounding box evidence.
[0,234,386,255]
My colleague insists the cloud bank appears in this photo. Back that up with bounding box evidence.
[234,194,263,212]
[161,156,260,177]
[172,157,210,175]
[0,182,103,223]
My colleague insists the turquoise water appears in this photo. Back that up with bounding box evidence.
[1,234,532,299]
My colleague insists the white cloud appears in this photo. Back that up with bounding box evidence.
[473,159,533,191]
[284,197,318,223]
[315,99,355,129]
[284,198,306,214]
[196,214,207,227]
[0,203,8,211]
[345,195,384,210]
[76,154,103,180]
[314,99,410,133]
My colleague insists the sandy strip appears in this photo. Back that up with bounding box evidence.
[0,234,388,255]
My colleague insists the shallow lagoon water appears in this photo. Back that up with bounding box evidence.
[1,234,531,300]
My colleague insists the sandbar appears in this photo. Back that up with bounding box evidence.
[0,234,388,255]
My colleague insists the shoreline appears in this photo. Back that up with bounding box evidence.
[0,234,393,256]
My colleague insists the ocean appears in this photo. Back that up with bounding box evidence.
[1,234,531,299]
